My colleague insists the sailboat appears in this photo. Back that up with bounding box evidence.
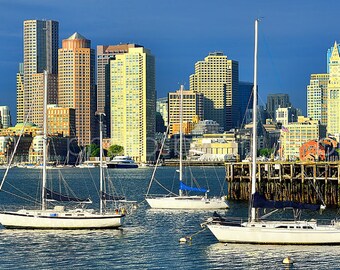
[145,85,228,210]
[0,71,125,229]
[202,19,340,244]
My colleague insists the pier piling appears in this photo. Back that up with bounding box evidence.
[225,161,340,207]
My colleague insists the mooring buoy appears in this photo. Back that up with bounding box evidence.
[282,256,294,265]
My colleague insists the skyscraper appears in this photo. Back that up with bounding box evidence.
[16,63,24,124]
[58,32,96,147]
[96,44,142,137]
[266,93,291,120]
[307,73,329,125]
[327,41,340,137]
[190,52,239,131]
[110,46,155,162]
[239,81,254,126]
[22,20,59,126]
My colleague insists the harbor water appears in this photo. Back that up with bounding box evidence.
[0,166,339,269]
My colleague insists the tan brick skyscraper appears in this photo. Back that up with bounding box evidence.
[58,32,96,147]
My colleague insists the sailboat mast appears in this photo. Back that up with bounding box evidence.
[42,70,48,211]
[98,113,104,214]
[250,19,259,222]
[179,85,184,197]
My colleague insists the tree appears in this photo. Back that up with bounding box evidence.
[108,145,124,158]
[86,144,100,157]
[258,148,273,158]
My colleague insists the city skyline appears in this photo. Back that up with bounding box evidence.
[0,0,340,122]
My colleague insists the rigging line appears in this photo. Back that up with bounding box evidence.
[0,189,40,205]
[240,89,254,128]
[107,168,127,200]
[146,125,169,196]
[1,180,40,204]
[55,170,90,200]
[150,178,178,196]
[304,171,326,206]
[215,167,226,196]
[0,102,36,191]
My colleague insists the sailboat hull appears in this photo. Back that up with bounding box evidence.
[146,196,228,210]
[0,210,124,229]
[207,222,340,245]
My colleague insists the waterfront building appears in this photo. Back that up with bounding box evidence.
[96,44,142,137]
[191,120,222,135]
[22,20,59,125]
[167,134,192,159]
[6,135,33,164]
[29,133,44,164]
[327,42,340,139]
[0,122,40,137]
[266,93,291,121]
[172,122,195,135]
[29,133,79,165]
[0,123,39,163]
[58,32,96,147]
[47,105,76,137]
[189,133,238,161]
[307,73,329,125]
[280,116,326,160]
[110,46,156,162]
[0,136,10,163]
[16,63,24,124]
[168,89,203,135]
[275,107,297,126]
[190,52,239,131]
[0,106,12,128]
[299,138,338,162]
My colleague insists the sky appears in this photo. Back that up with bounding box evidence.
[0,0,339,123]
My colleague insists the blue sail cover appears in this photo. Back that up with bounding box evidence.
[101,191,125,201]
[45,188,92,203]
[179,182,207,193]
[253,192,321,211]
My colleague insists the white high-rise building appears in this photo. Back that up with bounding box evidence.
[0,106,12,128]
[307,74,329,126]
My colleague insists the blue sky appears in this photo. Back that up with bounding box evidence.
[0,0,339,123]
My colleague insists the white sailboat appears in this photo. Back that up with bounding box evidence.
[145,85,228,210]
[203,19,340,244]
[0,71,124,229]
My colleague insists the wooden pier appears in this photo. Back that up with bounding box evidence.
[225,161,340,207]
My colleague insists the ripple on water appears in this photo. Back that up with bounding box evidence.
[0,167,339,269]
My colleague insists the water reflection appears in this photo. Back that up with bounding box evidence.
[205,242,340,269]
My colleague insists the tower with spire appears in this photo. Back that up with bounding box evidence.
[327,41,340,138]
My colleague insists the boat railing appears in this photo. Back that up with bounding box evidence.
[145,193,177,198]
[201,214,244,228]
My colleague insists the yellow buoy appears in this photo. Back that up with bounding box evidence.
[179,237,187,243]
[282,256,294,264]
